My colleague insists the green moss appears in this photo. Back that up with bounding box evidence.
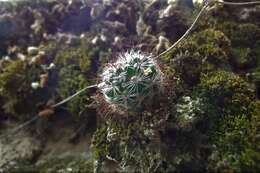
[57,64,92,119]
[231,47,257,69]
[54,46,91,73]
[54,45,95,120]
[0,60,51,120]
[230,23,260,48]
[91,113,164,173]
[197,14,260,71]
[187,71,259,172]
[197,70,255,115]
[192,29,231,67]
[91,125,109,162]
[208,101,260,172]
[162,29,231,86]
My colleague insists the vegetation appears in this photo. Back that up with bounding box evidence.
[0,1,259,173]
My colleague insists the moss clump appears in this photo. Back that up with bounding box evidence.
[231,47,257,69]
[92,111,165,173]
[226,23,260,48]
[0,60,51,120]
[163,29,231,85]
[57,64,92,119]
[54,46,91,73]
[214,22,260,70]
[208,101,260,173]
[197,70,255,115]
[186,71,259,172]
[91,126,109,165]
[191,29,231,67]
[54,45,95,120]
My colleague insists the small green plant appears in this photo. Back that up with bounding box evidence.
[98,50,163,110]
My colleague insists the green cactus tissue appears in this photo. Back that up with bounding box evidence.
[98,50,163,110]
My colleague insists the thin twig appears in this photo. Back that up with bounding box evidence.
[0,116,39,139]
[0,84,97,139]
[154,0,260,59]
[51,84,98,108]
[154,4,209,59]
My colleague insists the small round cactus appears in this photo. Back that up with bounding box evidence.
[98,50,163,110]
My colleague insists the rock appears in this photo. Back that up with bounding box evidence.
[143,0,168,32]
[65,34,81,46]
[193,0,203,3]
[60,6,91,34]
[91,36,100,45]
[31,82,40,89]
[157,8,188,41]
[102,1,139,34]
[155,35,171,54]
[136,16,149,36]
[103,0,117,6]
[40,73,49,88]
[45,33,81,46]
[27,47,39,56]
[29,50,46,65]
[160,4,175,18]
[0,14,20,39]
[31,10,45,35]
[0,133,43,171]
[90,3,105,20]
[7,46,20,56]
[103,21,127,35]
[17,53,26,61]
[112,36,123,49]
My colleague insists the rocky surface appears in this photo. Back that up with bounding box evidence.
[0,130,43,172]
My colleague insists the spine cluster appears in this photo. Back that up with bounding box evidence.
[98,50,163,110]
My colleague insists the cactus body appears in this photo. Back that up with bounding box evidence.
[98,50,163,110]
